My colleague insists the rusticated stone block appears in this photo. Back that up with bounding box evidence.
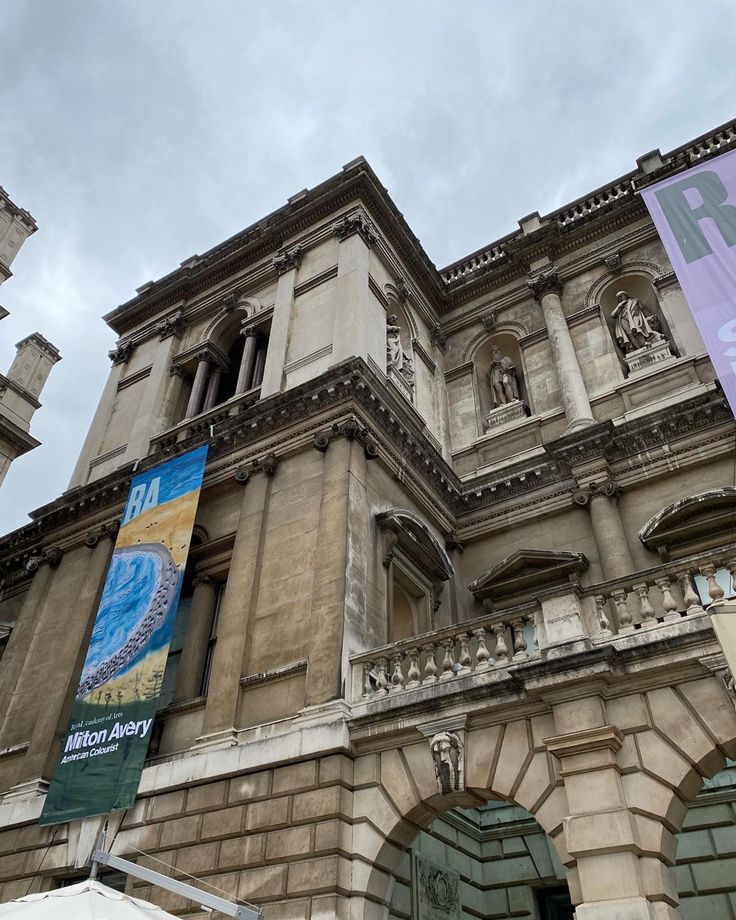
[273,761,317,795]
[291,786,352,823]
[238,864,288,901]
[259,897,310,920]
[318,754,353,786]
[691,856,736,892]
[200,804,244,839]
[228,771,271,804]
[175,841,220,876]
[286,855,351,895]
[246,795,290,830]
[314,819,351,855]
[148,789,186,821]
[647,687,724,776]
[187,780,228,813]
[682,802,734,829]
[353,753,380,787]
[219,833,265,869]
[158,814,202,848]
[266,826,312,861]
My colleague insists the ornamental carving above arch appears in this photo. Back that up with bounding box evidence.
[584,259,666,310]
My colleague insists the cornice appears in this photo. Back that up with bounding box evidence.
[0,361,732,577]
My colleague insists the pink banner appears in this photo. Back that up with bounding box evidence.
[641,147,736,416]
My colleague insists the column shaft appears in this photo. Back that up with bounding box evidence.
[589,493,635,580]
[235,330,258,395]
[202,368,222,412]
[184,357,210,419]
[0,563,53,731]
[8,538,114,785]
[173,577,218,702]
[252,344,267,388]
[197,473,270,742]
[538,287,594,431]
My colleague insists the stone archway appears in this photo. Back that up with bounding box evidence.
[348,716,572,918]
[348,673,736,920]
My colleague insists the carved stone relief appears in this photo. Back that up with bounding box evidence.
[429,730,464,794]
[415,854,461,920]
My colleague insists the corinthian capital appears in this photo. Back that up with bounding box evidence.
[272,245,303,275]
[109,339,134,366]
[528,270,563,302]
[332,211,377,247]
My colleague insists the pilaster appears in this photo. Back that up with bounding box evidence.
[173,575,218,703]
[195,460,275,747]
[259,247,301,398]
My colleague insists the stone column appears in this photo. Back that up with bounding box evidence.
[0,555,56,730]
[235,326,258,395]
[528,270,594,432]
[184,352,211,419]
[260,246,301,398]
[252,342,267,388]
[331,212,385,370]
[173,575,218,702]
[545,694,680,920]
[574,481,635,580]
[196,464,273,747]
[3,534,114,791]
[67,349,130,489]
[202,367,223,412]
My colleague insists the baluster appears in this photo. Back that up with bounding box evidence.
[458,633,473,675]
[439,638,456,681]
[633,583,656,629]
[726,558,736,598]
[389,653,405,692]
[406,648,422,689]
[493,623,509,664]
[423,643,439,684]
[611,589,633,633]
[594,595,613,638]
[655,576,680,623]
[473,627,491,671]
[700,564,725,605]
[375,658,389,695]
[362,661,374,699]
[676,571,704,615]
[511,618,528,661]
[527,612,540,654]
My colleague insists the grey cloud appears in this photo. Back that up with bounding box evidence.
[1,0,735,531]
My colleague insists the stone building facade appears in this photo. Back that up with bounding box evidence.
[0,186,61,487]
[1,122,736,919]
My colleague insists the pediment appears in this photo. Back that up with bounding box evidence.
[376,509,453,582]
[468,549,588,604]
[639,489,736,559]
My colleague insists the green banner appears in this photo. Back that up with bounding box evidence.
[40,445,208,825]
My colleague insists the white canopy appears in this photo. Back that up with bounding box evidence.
[0,879,180,919]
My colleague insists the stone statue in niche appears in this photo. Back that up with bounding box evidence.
[488,345,520,407]
[612,290,664,353]
[386,314,415,389]
[429,730,464,795]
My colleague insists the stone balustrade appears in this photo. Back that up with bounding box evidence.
[351,547,735,705]
[351,607,539,702]
[150,386,261,453]
[584,548,735,637]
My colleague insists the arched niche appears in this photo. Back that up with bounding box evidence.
[598,272,676,375]
[472,332,530,435]
[384,285,417,401]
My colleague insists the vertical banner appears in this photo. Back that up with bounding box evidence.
[40,445,208,826]
[640,147,736,416]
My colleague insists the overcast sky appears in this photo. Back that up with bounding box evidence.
[1,0,734,534]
